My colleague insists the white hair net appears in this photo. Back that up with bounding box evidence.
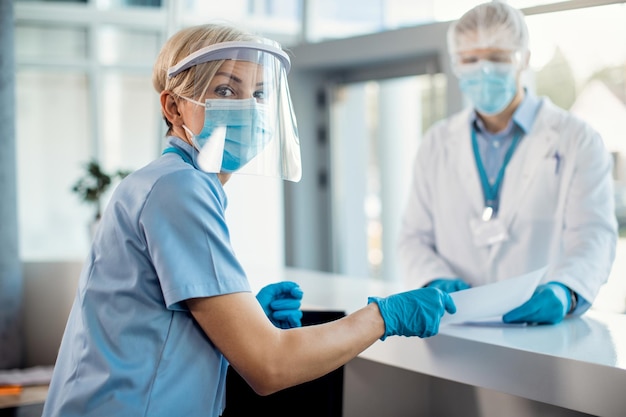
[447,1,529,56]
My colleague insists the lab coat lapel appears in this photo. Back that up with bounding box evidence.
[448,112,484,217]
[489,102,559,259]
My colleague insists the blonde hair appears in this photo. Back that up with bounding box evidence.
[152,23,259,132]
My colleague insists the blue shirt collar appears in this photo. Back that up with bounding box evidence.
[166,136,199,168]
[512,89,541,134]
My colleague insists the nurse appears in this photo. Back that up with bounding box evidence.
[398,1,617,325]
[42,23,455,417]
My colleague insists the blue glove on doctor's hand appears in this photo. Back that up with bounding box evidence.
[503,282,571,325]
[256,281,304,329]
[368,287,456,340]
[426,278,471,293]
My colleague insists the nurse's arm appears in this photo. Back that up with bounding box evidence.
[187,292,384,396]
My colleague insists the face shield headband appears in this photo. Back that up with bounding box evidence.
[167,40,302,182]
[167,41,291,78]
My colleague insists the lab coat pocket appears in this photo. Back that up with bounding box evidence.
[518,156,562,221]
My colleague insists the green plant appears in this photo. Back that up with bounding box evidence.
[72,160,130,220]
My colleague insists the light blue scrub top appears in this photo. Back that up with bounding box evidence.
[42,137,251,417]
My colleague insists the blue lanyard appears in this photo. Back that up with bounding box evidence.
[471,127,522,213]
[162,146,192,165]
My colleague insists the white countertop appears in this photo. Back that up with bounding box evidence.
[249,267,626,417]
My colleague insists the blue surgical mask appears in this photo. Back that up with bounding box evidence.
[182,98,272,173]
[457,61,518,115]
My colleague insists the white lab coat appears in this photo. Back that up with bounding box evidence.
[398,98,617,304]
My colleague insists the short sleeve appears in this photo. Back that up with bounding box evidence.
[140,170,251,310]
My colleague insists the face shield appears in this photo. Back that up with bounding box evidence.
[168,39,302,182]
[452,49,524,78]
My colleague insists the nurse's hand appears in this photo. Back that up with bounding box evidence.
[503,282,571,325]
[367,287,456,340]
[256,281,304,329]
[425,278,471,293]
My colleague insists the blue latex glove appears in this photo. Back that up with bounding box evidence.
[256,281,304,329]
[426,278,471,293]
[503,282,571,325]
[368,287,456,340]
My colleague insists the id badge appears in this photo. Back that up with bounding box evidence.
[470,214,509,247]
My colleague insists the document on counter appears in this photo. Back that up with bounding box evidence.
[439,266,547,326]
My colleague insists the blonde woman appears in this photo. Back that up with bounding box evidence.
[42,23,455,417]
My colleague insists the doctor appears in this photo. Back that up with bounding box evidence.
[398,1,617,325]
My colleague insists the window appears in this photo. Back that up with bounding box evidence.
[15,20,159,260]
[17,71,93,259]
[13,0,626,309]
[16,24,88,62]
[329,73,446,280]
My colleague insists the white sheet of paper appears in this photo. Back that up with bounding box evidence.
[440,266,547,326]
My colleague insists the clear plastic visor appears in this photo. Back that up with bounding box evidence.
[451,49,523,77]
[169,40,301,182]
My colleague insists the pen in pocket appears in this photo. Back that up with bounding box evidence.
[554,151,561,175]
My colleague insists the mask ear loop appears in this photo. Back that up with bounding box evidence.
[179,95,207,150]
[182,124,200,150]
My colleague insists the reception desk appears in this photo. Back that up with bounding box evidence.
[18,262,626,416]
[251,267,626,417]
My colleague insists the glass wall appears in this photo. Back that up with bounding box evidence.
[16,24,88,61]
[330,73,446,280]
[15,11,161,259]
[16,71,92,259]
[13,0,626,313]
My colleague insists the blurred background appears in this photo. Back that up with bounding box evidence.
[12,0,626,314]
